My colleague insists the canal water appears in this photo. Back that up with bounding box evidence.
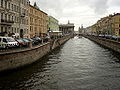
[0,37,120,90]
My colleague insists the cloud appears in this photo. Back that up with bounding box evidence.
[90,0,109,14]
[29,0,120,29]
[77,0,109,15]
[30,0,109,16]
[108,0,120,6]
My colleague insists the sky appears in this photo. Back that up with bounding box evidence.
[30,0,120,30]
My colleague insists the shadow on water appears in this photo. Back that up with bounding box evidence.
[0,44,64,90]
[111,51,120,63]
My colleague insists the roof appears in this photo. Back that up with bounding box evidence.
[59,23,75,27]
[29,5,48,15]
[49,16,59,22]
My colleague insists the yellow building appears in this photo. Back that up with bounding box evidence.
[111,13,120,36]
[89,13,120,37]
[29,3,48,38]
[91,24,97,35]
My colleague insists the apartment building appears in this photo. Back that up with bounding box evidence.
[112,13,120,36]
[89,13,120,36]
[48,16,59,32]
[29,3,48,38]
[0,0,30,38]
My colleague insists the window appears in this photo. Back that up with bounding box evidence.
[5,14,7,21]
[17,28,19,33]
[12,16,14,21]
[26,29,28,34]
[8,15,10,21]
[12,4,13,11]
[5,1,7,9]
[1,0,3,8]
[14,5,16,12]
[15,28,16,33]
[17,6,19,13]
[3,38,7,43]
[12,27,13,33]
[1,27,3,32]
[30,26,32,32]
[1,13,3,20]
[15,16,16,22]
[8,2,10,9]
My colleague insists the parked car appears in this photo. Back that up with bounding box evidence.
[16,39,27,47]
[105,35,112,39]
[98,34,104,38]
[43,36,49,42]
[0,37,19,49]
[32,37,42,45]
[22,38,31,46]
[112,35,120,40]
[17,38,33,47]
[25,38,34,45]
[25,38,33,42]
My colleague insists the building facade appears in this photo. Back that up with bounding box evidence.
[88,13,120,37]
[0,0,30,38]
[112,13,120,36]
[48,16,59,32]
[59,21,75,36]
[29,3,48,38]
[78,24,86,34]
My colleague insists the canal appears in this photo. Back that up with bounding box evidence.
[0,37,120,90]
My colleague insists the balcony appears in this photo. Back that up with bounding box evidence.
[0,19,14,26]
[5,0,12,1]
[0,6,4,11]
[0,7,15,15]
[21,13,26,17]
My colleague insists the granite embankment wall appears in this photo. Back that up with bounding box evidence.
[85,35,120,53]
[0,36,71,72]
[0,43,51,72]
[51,36,71,50]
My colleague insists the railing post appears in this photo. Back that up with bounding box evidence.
[29,42,32,48]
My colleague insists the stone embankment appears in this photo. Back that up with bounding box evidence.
[84,35,120,53]
[0,36,71,72]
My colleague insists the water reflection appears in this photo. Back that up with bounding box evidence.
[0,37,120,90]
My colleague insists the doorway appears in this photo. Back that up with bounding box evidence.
[20,29,23,38]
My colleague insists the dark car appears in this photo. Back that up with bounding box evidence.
[22,38,31,45]
[43,36,50,42]
[32,37,42,45]
[16,39,29,47]
[17,38,31,47]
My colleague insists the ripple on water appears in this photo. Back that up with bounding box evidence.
[0,37,120,90]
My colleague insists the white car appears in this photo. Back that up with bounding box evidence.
[0,37,19,48]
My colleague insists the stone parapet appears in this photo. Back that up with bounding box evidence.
[85,35,120,53]
[0,36,71,72]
